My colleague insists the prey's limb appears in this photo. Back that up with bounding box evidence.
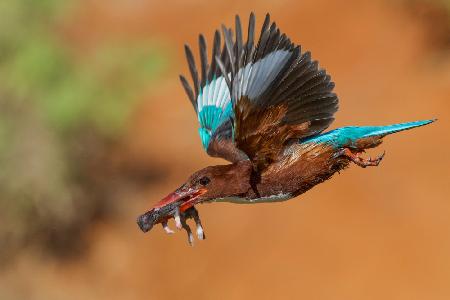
[180,214,194,246]
[174,207,182,230]
[161,220,174,234]
[184,206,206,240]
[157,205,206,245]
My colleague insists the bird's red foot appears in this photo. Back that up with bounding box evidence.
[341,148,385,168]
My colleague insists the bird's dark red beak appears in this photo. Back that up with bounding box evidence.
[136,186,207,233]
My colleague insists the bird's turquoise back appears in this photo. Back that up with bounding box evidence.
[302,120,435,148]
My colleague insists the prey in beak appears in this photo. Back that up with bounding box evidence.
[136,162,253,245]
[137,179,209,245]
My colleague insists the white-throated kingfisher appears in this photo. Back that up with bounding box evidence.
[137,13,435,245]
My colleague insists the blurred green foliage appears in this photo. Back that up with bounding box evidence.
[0,0,166,136]
[0,0,166,260]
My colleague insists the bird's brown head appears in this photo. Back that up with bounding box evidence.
[137,161,252,233]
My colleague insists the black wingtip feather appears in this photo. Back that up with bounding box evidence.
[215,54,232,90]
[199,34,208,87]
[254,14,271,61]
[209,30,221,81]
[245,13,256,66]
[184,44,200,96]
[222,25,236,76]
[235,15,243,71]
[179,75,196,111]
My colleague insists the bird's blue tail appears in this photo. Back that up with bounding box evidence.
[303,119,436,148]
[343,119,436,139]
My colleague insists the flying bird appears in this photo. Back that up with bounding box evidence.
[137,13,434,245]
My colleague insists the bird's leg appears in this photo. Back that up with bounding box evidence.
[341,148,385,168]
[184,206,205,240]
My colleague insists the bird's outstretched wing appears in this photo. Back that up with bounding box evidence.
[180,30,247,162]
[219,13,339,171]
[180,13,338,169]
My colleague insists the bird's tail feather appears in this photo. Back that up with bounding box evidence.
[355,119,436,139]
[303,119,436,148]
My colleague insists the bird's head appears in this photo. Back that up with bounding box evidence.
[137,161,252,233]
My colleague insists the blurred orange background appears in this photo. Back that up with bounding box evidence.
[0,0,449,299]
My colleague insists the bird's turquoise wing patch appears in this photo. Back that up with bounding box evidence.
[196,75,233,150]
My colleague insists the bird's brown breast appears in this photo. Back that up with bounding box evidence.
[248,142,349,199]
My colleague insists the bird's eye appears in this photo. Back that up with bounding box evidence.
[199,176,210,186]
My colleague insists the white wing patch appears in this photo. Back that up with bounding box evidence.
[197,74,231,112]
[198,50,290,112]
[233,50,291,101]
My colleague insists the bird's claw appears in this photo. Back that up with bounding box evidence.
[342,148,385,168]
